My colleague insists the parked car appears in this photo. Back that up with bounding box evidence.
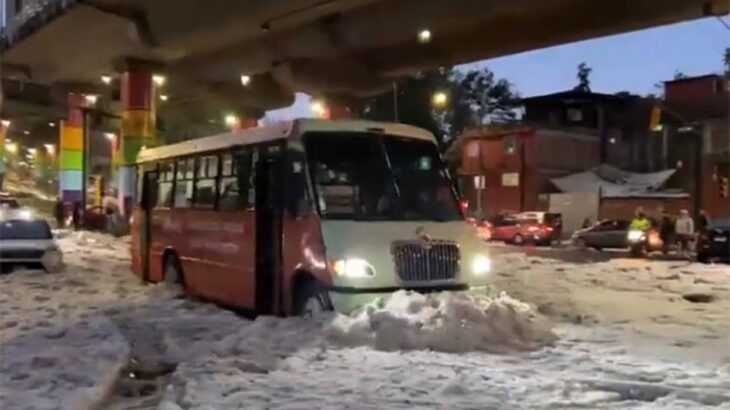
[489,217,553,245]
[513,212,562,244]
[0,209,63,273]
[697,219,730,264]
[573,219,662,252]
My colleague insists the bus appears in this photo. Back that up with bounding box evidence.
[131,119,491,316]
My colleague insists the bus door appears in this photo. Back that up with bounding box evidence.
[134,168,158,281]
[254,143,285,315]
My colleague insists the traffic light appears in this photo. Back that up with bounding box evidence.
[649,106,662,131]
[720,176,728,198]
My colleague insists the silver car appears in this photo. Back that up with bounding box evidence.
[0,209,63,273]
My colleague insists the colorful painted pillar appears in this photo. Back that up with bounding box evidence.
[59,93,87,204]
[119,69,156,215]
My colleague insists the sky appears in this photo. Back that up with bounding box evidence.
[268,17,729,119]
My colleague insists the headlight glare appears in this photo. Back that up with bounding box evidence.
[471,254,491,276]
[332,258,375,278]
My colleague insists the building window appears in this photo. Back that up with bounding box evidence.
[567,107,583,122]
[173,158,195,208]
[14,0,23,15]
[503,137,517,155]
[218,150,254,211]
[156,162,174,208]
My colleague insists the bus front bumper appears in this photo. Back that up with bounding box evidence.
[327,284,490,314]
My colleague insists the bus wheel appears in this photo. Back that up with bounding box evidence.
[294,280,332,317]
[163,254,184,287]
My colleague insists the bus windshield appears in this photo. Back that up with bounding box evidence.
[304,132,461,221]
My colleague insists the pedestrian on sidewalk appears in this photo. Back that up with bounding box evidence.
[659,211,675,255]
[54,197,66,229]
[674,210,694,258]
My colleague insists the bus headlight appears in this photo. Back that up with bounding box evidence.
[471,255,491,276]
[332,258,375,278]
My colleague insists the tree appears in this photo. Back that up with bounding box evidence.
[357,68,453,145]
[574,62,592,92]
[357,66,519,149]
[724,47,730,73]
[447,67,520,137]
[673,70,688,80]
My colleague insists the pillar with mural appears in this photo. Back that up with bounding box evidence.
[59,93,87,204]
[119,68,157,215]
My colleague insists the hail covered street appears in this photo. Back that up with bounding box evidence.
[0,232,729,410]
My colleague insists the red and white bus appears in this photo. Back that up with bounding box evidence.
[131,119,491,315]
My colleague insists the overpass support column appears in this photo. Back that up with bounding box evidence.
[119,68,156,216]
[59,93,87,205]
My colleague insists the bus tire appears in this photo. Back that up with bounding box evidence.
[163,253,185,288]
[294,279,332,317]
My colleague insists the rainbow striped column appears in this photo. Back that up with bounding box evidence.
[119,70,156,214]
[59,93,86,204]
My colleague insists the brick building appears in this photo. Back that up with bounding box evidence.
[662,74,730,219]
[452,126,600,218]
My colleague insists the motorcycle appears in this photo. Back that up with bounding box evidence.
[627,229,647,257]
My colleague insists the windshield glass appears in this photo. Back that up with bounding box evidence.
[0,220,52,240]
[304,132,461,221]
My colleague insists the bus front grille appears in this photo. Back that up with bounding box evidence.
[391,240,460,282]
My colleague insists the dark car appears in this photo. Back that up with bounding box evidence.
[697,219,730,264]
[572,219,631,249]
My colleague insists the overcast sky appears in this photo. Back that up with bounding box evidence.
[268,17,729,119]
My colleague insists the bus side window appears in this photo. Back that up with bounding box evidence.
[174,158,194,208]
[218,150,252,211]
[156,162,174,208]
[193,155,218,209]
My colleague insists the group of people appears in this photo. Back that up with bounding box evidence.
[53,190,120,231]
[630,208,710,257]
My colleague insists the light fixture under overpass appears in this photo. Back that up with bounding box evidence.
[84,94,99,105]
[240,74,251,86]
[432,91,448,107]
[311,100,328,118]
[100,75,112,85]
[159,94,169,102]
[153,74,167,87]
[0,119,10,128]
[417,29,432,44]
[224,114,239,127]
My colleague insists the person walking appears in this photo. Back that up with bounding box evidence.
[72,201,83,231]
[695,209,711,254]
[659,211,675,255]
[674,210,695,258]
[54,197,66,229]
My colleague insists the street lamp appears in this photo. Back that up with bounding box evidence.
[48,121,56,128]
[432,91,448,107]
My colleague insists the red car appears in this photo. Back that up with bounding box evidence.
[489,217,555,245]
